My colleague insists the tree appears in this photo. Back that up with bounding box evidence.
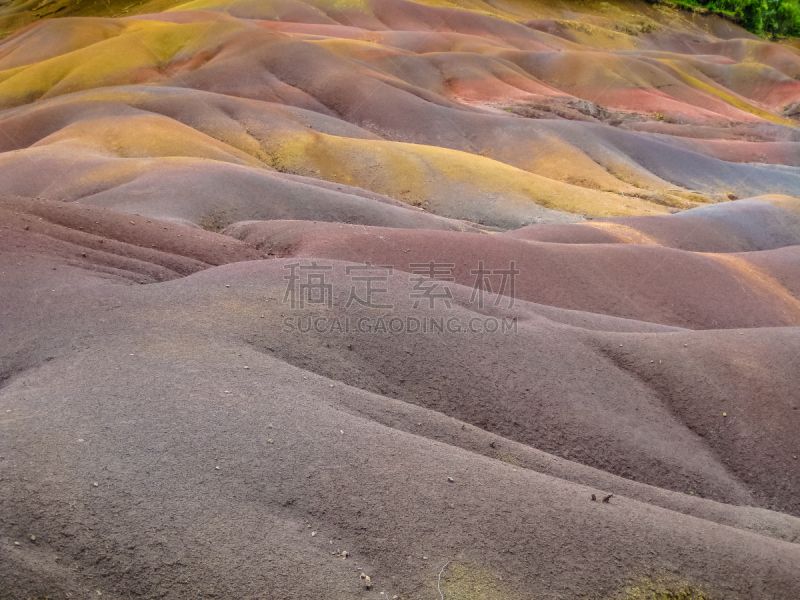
[689,0,800,36]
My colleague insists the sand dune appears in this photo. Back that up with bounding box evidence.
[2,0,800,598]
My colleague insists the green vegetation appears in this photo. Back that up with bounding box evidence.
[625,585,710,599]
[619,576,712,600]
[668,0,800,36]
[438,563,511,600]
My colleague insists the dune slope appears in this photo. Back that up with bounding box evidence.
[2,0,800,599]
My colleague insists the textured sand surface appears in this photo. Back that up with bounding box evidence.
[1,1,800,599]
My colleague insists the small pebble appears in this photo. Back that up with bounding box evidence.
[215,466,220,470]
[92,482,98,487]
[311,532,317,537]
[30,535,36,542]
[14,541,19,546]
[447,477,454,483]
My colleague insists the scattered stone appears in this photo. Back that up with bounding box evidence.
[447,477,454,483]
[365,575,372,589]
[311,531,317,537]
[92,482,99,487]
[602,494,613,503]
[215,466,220,470]
[30,535,36,542]
[591,494,596,501]
[14,541,20,546]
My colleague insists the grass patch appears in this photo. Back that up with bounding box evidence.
[439,563,510,600]
[619,576,712,600]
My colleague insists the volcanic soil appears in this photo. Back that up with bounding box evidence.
[2,0,800,598]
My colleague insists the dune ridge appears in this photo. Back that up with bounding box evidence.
[1,0,800,598]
